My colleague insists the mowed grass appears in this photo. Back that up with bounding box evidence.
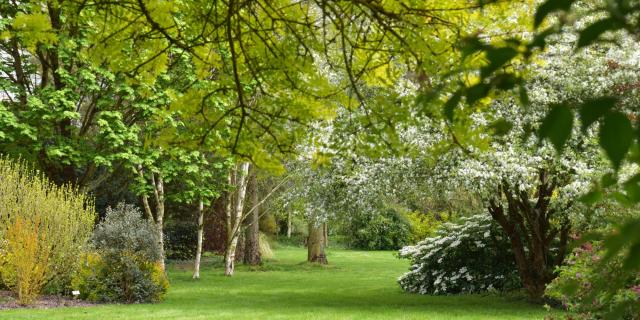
[1,247,561,319]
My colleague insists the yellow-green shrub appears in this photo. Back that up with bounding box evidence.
[0,157,96,302]
[405,211,449,244]
[1,217,51,305]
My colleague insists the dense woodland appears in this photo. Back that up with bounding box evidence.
[0,0,639,319]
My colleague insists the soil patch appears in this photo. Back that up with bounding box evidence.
[0,290,97,310]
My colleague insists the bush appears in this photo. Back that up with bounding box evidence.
[0,157,95,303]
[164,221,197,260]
[398,214,521,295]
[405,211,450,244]
[546,242,639,319]
[73,203,168,303]
[347,208,411,250]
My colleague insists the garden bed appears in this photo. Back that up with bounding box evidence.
[0,291,96,310]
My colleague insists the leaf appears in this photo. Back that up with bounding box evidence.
[578,190,603,205]
[599,111,633,169]
[465,83,490,106]
[578,18,624,48]
[538,104,573,151]
[481,47,518,78]
[579,97,617,131]
[489,118,513,136]
[518,83,530,107]
[444,91,461,122]
[534,0,575,28]
[622,241,640,270]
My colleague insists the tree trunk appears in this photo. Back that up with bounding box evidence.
[287,211,292,238]
[323,222,328,247]
[243,171,261,265]
[193,199,204,279]
[486,172,571,301]
[307,222,327,264]
[151,173,166,271]
[224,162,250,276]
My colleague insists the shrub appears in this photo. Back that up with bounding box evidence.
[347,208,411,250]
[73,203,168,303]
[405,211,450,244]
[398,214,521,295]
[0,157,95,303]
[164,221,197,260]
[1,217,51,304]
[546,242,639,319]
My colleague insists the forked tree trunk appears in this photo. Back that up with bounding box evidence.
[224,162,250,276]
[243,171,261,265]
[193,199,204,279]
[487,170,571,301]
[307,222,327,264]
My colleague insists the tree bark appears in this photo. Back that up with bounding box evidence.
[151,172,166,271]
[307,222,328,264]
[243,171,261,265]
[486,171,571,301]
[193,199,204,279]
[224,162,250,276]
[287,211,292,238]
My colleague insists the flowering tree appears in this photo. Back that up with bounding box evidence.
[423,33,640,299]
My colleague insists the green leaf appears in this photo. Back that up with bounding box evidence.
[534,0,575,28]
[481,47,518,78]
[444,91,461,122]
[489,118,513,136]
[622,242,640,270]
[599,111,633,169]
[578,18,624,48]
[578,190,603,205]
[465,83,489,106]
[518,83,529,107]
[578,97,617,131]
[538,104,573,151]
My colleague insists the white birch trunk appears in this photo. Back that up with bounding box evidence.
[193,198,204,279]
[224,162,250,276]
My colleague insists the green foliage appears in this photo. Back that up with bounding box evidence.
[259,213,278,237]
[75,203,168,303]
[546,242,639,319]
[398,214,521,295]
[347,208,411,250]
[0,157,95,300]
[404,211,450,244]
[164,221,198,261]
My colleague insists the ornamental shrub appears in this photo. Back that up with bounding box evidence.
[546,242,639,319]
[73,203,168,303]
[347,208,411,250]
[0,157,95,303]
[398,214,521,295]
[164,221,197,260]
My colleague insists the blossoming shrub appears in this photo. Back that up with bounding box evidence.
[398,214,520,294]
[73,203,168,303]
[546,242,639,319]
[0,157,95,303]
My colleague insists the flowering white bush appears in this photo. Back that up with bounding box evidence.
[398,214,520,295]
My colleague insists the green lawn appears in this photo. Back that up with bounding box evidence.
[1,247,560,319]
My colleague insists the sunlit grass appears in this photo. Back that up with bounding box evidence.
[1,246,561,319]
